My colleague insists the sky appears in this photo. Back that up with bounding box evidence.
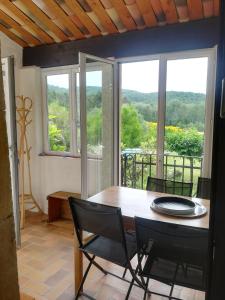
[47,57,208,94]
[122,57,208,94]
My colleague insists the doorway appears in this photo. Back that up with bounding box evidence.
[120,49,216,194]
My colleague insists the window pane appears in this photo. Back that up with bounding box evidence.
[164,57,208,193]
[86,70,103,156]
[46,74,70,152]
[120,60,159,189]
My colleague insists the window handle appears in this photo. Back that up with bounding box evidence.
[220,78,225,118]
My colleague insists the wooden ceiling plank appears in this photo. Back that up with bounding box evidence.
[160,0,178,24]
[203,0,214,18]
[187,0,203,20]
[213,0,220,16]
[86,0,118,34]
[136,0,158,27]
[150,0,166,25]
[64,0,100,36]
[0,0,53,44]
[19,0,69,42]
[41,0,84,39]
[0,9,41,46]
[0,23,28,47]
[110,0,136,30]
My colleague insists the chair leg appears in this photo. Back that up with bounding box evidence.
[125,277,135,300]
[84,252,107,275]
[169,284,175,300]
[75,255,95,300]
[143,278,149,300]
[168,263,179,300]
[122,268,128,278]
[125,256,144,300]
[92,260,107,275]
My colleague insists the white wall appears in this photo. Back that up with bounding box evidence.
[0,33,84,214]
[19,67,81,213]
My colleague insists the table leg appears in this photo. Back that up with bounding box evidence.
[74,231,83,294]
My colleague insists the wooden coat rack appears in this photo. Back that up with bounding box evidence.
[16,95,42,228]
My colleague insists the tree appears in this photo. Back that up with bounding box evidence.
[140,122,157,153]
[165,126,204,156]
[48,121,66,152]
[48,101,70,151]
[121,104,144,149]
[87,107,102,146]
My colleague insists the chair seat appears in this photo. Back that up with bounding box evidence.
[140,256,206,291]
[81,232,137,267]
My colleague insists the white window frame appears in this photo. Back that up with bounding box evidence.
[42,62,113,157]
[42,65,80,156]
[41,47,217,180]
[117,47,217,179]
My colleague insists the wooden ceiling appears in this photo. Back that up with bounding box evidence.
[0,0,220,48]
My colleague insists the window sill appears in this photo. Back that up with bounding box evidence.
[39,152,80,159]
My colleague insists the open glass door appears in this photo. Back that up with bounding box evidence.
[79,53,118,199]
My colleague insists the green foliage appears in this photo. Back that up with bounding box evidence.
[87,108,102,146]
[86,89,102,112]
[165,126,203,156]
[47,84,205,157]
[121,104,144,149]
[122,90,205,131]
[48,99,70,152]
[141,122,157,153]
[48,121,66,152]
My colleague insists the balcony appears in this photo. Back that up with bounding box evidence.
[121,152,202,195]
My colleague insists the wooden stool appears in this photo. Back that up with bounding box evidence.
[47,191,81,222]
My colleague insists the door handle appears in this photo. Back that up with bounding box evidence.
[220,78,225,118]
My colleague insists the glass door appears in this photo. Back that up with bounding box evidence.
[163,52,215,195]
[79,53,117,199]
[120,60,160,189]
[119,49,216,195]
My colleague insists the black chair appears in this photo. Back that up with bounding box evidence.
[196,177,211,199]
[146,176,193,197]
[130,217,208,300]
[69,197,145,300]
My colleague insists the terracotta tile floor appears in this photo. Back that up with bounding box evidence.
[17,213,205,300]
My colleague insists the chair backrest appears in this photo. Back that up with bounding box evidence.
[165,179,193,197]
[197,177,211,199]
[146,177,165,193]
[69,197,126,246]
[135,217,208,266]
[146,176,193,197]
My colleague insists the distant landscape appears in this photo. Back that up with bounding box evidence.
[47,85,205,157]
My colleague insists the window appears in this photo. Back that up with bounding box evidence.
[42,67,80,156]
[42,49,216,167]
[46,73,70,152]
[42,64,108,157]
[119,48,216,192]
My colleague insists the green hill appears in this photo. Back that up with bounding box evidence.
[47,85,206,131]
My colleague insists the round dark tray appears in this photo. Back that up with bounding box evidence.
[151,196,196,216]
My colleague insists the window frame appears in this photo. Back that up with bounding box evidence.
[42,65,80,157]
[118,47,217,179]
[41,47,216,178]
[42,63,110,158]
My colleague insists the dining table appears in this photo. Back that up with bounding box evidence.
[73,186,210,292]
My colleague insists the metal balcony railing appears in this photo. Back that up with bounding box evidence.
[121,152,203,196]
